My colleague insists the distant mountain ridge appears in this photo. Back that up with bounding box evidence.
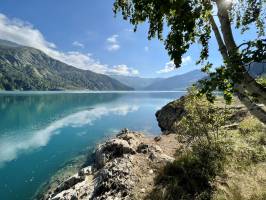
[144,70,206,91]
[1,39,264,92]
[0,39,132,91]
[112,63,266,91]
[110,75,164,90]
[111,70,206,91]
[248,62,266,77]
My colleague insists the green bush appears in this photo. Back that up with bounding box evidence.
[178,87,228,145]
[147,141,227,200]
[148,88,266,200]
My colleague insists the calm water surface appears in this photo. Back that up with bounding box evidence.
[0,91,185,200]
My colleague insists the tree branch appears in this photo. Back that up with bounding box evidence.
[216,0,266,109]
[209,15,228,60]
[216,0,237,52]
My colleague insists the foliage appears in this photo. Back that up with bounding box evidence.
[146,89,230,200]
[147,90,266,200]
[146,140,227,200]
[177,88,228,144]
[113,0,266,102]
[233,116,266,164]
[239,115,265,135]
[257,75,266,87]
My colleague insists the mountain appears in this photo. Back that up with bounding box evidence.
[248,62,266,77]
[144,70,206,91]
[0,40,132,91]
[142,63,266,91]
[110,75,164,90]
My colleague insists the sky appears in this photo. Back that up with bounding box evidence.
[0,0,258,78]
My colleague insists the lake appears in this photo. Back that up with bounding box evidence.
[0,91,185,200]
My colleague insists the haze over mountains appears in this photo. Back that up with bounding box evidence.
[111,70,206,91]
[0,39,132,91]
[111,64,266,90]
[110,75,164,90]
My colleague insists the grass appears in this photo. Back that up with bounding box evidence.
[257,76,266,87]
[146,90,266,200]
[213,116,266,200]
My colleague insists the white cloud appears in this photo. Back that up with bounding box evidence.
[0,13,138,76]
[157,56,192,74]
[109,65,139,76]
[106,34,120,51]
[72,41,84,48]
[0,103,139,167]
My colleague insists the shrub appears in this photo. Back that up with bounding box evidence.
[147,141,227,200]
[239,116,265,136]
[178,87,229,145]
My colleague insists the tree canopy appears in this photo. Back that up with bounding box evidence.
[113,0,266,123]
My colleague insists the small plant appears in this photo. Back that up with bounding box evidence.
[178,87,229,145]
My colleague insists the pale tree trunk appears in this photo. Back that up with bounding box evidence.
[216,0,266,106]
[235,84,266,124]
[209,1,266,123]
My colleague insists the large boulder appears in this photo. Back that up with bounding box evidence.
[93,156,134,200]
[155,96,186,133]
[54,174,85,195]
[95,130,143,169]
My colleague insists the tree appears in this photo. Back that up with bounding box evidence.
[113,0,266,123]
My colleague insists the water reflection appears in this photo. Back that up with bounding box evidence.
[0,102,139,167]
[0,92,185,200]
[0,93,121,133]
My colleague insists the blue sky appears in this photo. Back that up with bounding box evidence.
[0,0,258,78]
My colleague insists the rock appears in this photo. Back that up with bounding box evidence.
[51,189,78,200]
[137,143,149,154]
[42,130,178,200]
[78,166,92,176]
[148,151,175,163]
[54,174,85,194]
[154,136,162,142]
[153,145,162,153]
[156,96,249,133]
[93,157,134,200]
[117,128,130,136]
[95,138,136,169]
[155,96,186,133]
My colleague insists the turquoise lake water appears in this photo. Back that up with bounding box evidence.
[0,91,185,200]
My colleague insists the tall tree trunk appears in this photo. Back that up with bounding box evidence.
[210,3,266,123]
[216,0,266,103]
[235,84,266,124]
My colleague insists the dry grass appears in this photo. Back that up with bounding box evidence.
[213,116,266,200]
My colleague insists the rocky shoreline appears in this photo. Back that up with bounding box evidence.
[40,96,251,200]
[41,129,179,200]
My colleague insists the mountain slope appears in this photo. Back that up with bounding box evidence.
[248,62,266,77]
[110,75,164,90]
[0,40,132,91]
[144,70,206,91]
